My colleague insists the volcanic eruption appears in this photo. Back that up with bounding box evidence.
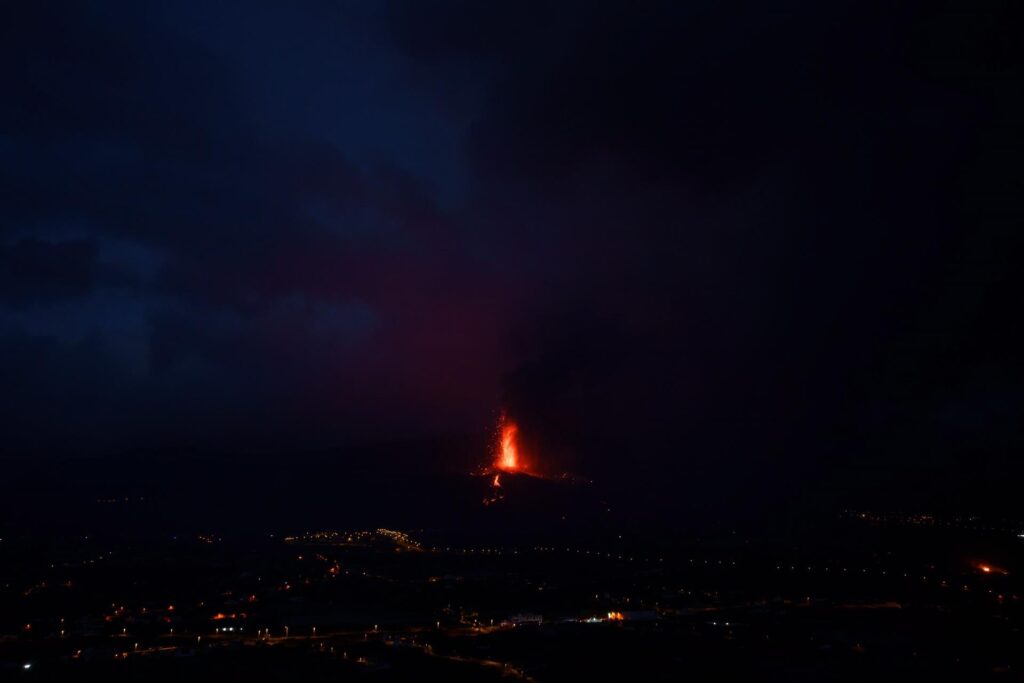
[482,412,536,504]
[480,411,592,506]
[496,414,523,473]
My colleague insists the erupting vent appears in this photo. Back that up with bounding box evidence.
[482,412,537,505]
[496,415,522,473]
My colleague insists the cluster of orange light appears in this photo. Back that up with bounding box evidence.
[607,611,625,621]
[210,612,246,621]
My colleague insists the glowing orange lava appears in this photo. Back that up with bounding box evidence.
[497,417,521,472]
[481,412,549,505]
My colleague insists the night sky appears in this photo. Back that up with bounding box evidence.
[2,2,1022,510]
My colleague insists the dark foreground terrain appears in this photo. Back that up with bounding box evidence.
[2,462,1022,681]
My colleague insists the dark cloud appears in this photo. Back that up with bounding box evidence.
[0,238,99,307]
[0,0,1021,515]
[384,0,1024,507]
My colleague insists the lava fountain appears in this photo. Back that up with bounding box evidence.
[481,411,589,505]
[496,416,522,473]
[482,412,534,505]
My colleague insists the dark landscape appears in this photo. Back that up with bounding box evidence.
[3,1,1023,680]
